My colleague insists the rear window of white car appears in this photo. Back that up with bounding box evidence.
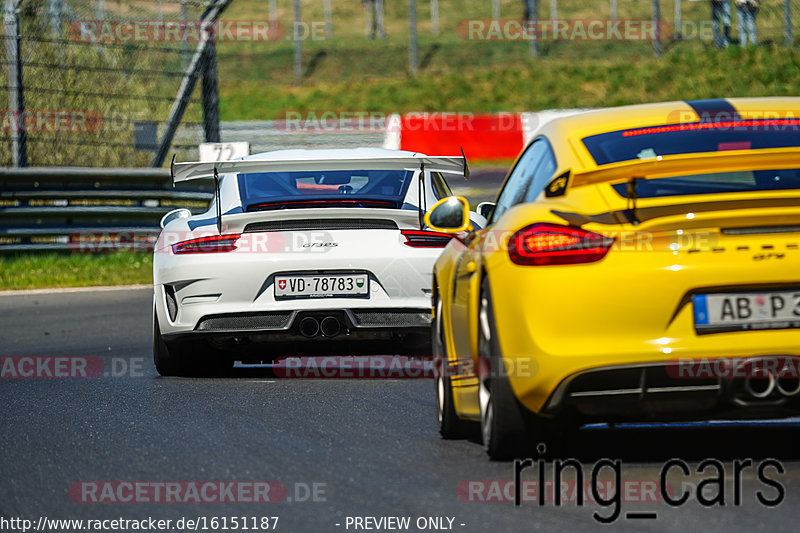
[237,169,415,211]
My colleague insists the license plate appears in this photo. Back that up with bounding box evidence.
[693,291,800,332]
[274,274,369,299]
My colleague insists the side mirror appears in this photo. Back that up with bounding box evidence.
[476,201,495,220]
[160,208,192,229]
[424,196,472,234]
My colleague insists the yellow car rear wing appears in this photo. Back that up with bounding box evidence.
[569,147,800,190]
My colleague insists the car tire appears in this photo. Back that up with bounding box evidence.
[478,277,548,460]
[153,310,191,377]
[434,297,479,439]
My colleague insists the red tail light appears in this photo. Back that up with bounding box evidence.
[508,223,613,266]
[171,234,241,254]
[401,230,454,248]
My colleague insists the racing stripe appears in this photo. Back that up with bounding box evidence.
[685,98,741,122]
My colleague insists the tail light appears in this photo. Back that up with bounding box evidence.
[508,223,613,266]
[401,230,454,248]
[171,234,241,254]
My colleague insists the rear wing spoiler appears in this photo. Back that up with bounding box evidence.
[569,147,800,190]
[170,153,470,183]
[169,151,470,234]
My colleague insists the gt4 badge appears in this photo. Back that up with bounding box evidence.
[545,170,570,198]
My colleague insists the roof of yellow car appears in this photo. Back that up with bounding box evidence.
[540,97,800,171]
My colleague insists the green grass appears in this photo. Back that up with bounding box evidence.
[0,253,152,291]
[213,0,800,119]
[218,46,800,119]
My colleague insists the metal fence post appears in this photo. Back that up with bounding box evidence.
[376,0,386,38]
[180,0,190,70]
[324,0,333,38]
[409,0,418,75]
[786,0,793,47]
[674,0,682,39]
[550,0,557,19]
[4,0,27,167]
[47,0,63,36]
[610,0,617,19]
[492,0,500,20]
[151,0,231,167]
[269,0,277,21]
[652,0,661,57]
[528,0,538,58]
[431,0,439,36]
[293,0,302,85]
[202,35,220,143]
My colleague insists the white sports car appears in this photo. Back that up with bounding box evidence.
[153,148,479,376]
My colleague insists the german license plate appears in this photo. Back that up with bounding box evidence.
[274,274,369,299]
[693,291,800,332]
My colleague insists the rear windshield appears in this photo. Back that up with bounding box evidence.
[237,170,415,211]
[583,120,800,166]
[611,168,800,198]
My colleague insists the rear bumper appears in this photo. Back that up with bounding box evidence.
[541,358,800,423]
[160,307,432,357]
[485,242,800,413]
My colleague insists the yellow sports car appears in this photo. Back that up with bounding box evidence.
[427,98,800,459]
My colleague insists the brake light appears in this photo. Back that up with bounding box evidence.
[248,199,399,211]
[171,234,241,254]
[622,119,800,137]
[401,230,454,248]
[508,223,613,265]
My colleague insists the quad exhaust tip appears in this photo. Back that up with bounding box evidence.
[320,316,341,337]
[734,359,800,400]
[299,317,320,338]
[744,371,775,399]
[298,316,341,338]
[776,374,800,396]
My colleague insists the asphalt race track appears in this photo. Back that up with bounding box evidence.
[2,287,800,532]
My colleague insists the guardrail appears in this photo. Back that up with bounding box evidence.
[0,167,212,252]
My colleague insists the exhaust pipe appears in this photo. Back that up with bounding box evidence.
[776,362,800,396]
[320,316,341,337]
[299,317,320,338]
[744,368,776,399]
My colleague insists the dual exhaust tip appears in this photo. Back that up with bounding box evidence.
[737,361,800,400]
[299,316,342,338]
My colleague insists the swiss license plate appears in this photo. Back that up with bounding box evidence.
[274,274,369,299]
[693,291,800,332]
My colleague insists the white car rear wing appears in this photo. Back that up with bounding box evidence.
[170,153,469,183]
[169,152,469,234]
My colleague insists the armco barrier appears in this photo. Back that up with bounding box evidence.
[0,110,584,252]
[0,167,212,252]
